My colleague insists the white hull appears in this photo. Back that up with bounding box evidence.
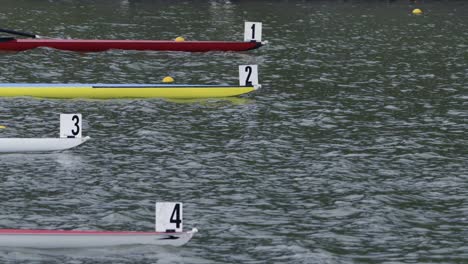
[0,228,197,248]
[0,136,90,153]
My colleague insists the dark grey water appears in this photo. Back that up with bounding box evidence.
[0,0,467,263]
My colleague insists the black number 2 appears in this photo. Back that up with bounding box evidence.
[71,115,80,136]
[251,24,256,39]
[170,204,182,228]
[244,66,252,86]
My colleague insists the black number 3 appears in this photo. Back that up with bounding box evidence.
[71,115,80,136]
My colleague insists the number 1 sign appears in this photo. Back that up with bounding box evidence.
[60,114,82,138]
[244,22,262,42]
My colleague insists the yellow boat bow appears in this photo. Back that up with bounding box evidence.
[0,83,260,99]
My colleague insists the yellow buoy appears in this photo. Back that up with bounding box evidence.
[162,76,175,83]
[412,8,423,15]
[175,36,185,42]
[0,125,6,129]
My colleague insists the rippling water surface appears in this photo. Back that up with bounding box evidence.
[0,0,467,263]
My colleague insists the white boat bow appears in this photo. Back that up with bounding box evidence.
[0,136,90,153]
[0,227,197,248]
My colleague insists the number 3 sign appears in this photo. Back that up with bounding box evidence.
[60,114,82,138]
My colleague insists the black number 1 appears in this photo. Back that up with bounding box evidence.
[245,66,252,86]
[170,204,182,228]
[71,115,80,136]
[251,24,256,39]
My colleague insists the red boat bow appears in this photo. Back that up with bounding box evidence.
[0,38,263,52]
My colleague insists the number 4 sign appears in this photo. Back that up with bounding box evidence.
[239,65,259,86]
[60,114,82,138]
[156,202,183,232]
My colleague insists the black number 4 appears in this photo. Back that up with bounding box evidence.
[170,204,182,228]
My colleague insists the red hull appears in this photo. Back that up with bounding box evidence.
[0,39,262,52]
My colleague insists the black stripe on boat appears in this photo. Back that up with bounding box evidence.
[159,235,179,240]
[252,40,263,50]
[0,37,15,42]
[92,85,252,89]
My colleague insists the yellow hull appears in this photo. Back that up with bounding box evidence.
[0,85,256,99]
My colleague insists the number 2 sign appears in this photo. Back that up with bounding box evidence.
[60,114,82,138]
[239,65,259,86]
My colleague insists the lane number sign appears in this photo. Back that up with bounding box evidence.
[60,114,82,138]
[156,202,183,232]
[239,65,259,86]
[244,22,262,42]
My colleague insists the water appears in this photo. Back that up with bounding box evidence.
[0,0,467,263]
